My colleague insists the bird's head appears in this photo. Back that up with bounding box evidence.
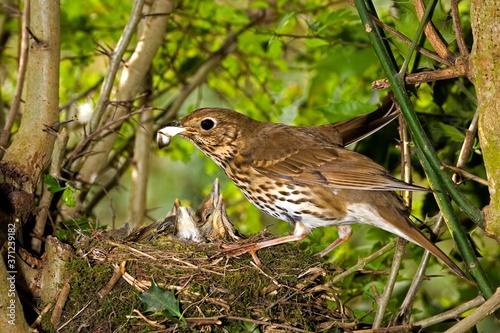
[157,108,255,162]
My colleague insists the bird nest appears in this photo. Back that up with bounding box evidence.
[63,236,354,332]
[49,179,357,332]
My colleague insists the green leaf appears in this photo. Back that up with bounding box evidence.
[431,122,466,143]
[268,12,295,49]
[61,185,79,208]
[316,9,358,34]
[44,174,65,193]
[139,278,183,323]
[62,188,76,207]
[276,12,296,32]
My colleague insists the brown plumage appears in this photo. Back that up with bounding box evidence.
[157,100,466,279]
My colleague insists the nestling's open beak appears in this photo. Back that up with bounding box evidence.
[157,121,186,149]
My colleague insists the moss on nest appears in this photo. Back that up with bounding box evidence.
[42,232,357,332]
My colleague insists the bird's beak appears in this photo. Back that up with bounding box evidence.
[157,121,186,149]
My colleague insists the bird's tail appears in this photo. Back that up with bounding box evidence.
[397,216,468,280]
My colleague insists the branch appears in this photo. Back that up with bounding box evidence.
[396,215,445,323]
[400,0,440,75]
[32,128,69,253]
[127,86,153,228]
[413,0,456,63]
[372,60,468,89]
[346,0,450,66]
[414,295,485,329]
[88,0,146,133]
[372,238,407,328]
[66,0,173,218]
[443,289,500,333]
[328,239,397,285]
[445,165,488,186]
[0,0,30,158]
[59,78,103,111]
[373,115,413,327]
[65,108,150,167]
[450,0,469,57]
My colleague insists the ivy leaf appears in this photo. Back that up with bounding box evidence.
[139,278,183,323]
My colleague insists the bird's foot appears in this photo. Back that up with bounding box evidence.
[212,242,263,265]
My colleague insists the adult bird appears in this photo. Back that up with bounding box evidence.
[157,98,466,279]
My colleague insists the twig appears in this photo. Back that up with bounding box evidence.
[352,325,415,332]
[414,295,485,328]
[121,271,150,292]
[32,128,69,253]
[30,293,56,328]
[98,261,126,298]
[185,317,223,326]
[346,0,449,65]
[399,112,413,205]
[50,282,71,325]
[450,0,469,57]
[66,107,150,166]
[396,215,443,323]
[328,239,397,285]
[131,309,166,328]
[0,0,30,158]
[57,300,92,332]
[254,31,369,47]
[373,114,413,327]
[59,78,103,111]
[370,284,380,301]
[444,289,500,333]
[106,240,158,260]
[250,261,281,287]
[168,255,225,276]
[372,63,467,89]
[89,0,146,133]
[225,315,308,332]
[372,238,407,328]
[451,107,481,183]
[127,83,153,229]
[445,165,488,186]
[413,0,455,63]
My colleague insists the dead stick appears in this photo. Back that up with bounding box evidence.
[51,282,71,325]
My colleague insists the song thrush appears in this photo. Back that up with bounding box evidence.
[157,99,466,279]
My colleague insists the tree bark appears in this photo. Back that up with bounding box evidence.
[469,0,500,242]
[2,0,60,191]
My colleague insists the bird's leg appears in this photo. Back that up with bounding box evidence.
[215,221,311,265]
[316,225,352,257]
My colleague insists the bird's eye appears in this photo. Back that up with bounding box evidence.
[201,118,215,130]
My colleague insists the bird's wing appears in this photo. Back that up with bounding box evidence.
[252,146,428,192]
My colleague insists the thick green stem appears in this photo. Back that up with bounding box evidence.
[354,0,493,298]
